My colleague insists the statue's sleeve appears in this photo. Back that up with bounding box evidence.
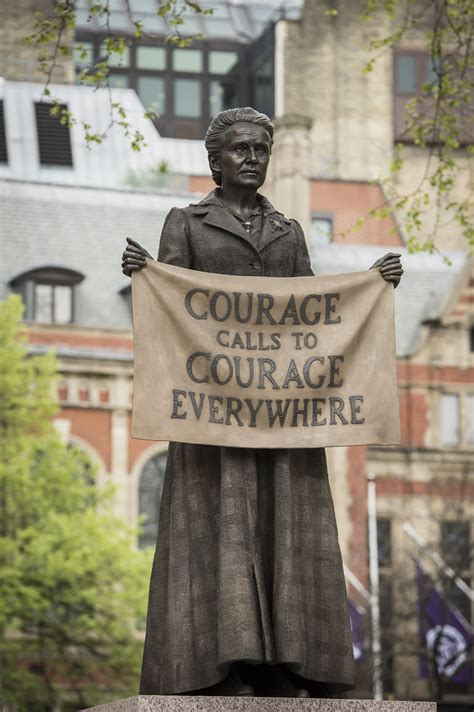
[157,207,192,268]
[292,219,314,277]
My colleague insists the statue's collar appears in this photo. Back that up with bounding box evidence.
[192,189,278,218]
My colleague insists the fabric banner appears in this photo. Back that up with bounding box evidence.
[348,600,366,662]
[416,561,473,683]
[131,260,400,449]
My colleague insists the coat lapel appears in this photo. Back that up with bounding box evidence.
[190,190,294,253]
[201,205,257,250]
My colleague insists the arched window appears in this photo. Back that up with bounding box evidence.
[138,452,167,549]
[66,443,98,509]
[67,443,95,485]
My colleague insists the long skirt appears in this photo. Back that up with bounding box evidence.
[139,444,355,695]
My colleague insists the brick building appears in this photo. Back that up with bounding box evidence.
[0,0,473,702]
[265,2,474,701]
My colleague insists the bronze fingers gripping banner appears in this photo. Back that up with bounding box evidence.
[131,260,400,448]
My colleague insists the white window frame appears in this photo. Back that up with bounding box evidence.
[439,390,474,449]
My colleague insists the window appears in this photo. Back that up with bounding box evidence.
[440,392,474,447]
[252,57,274,118]
[208,50,239,119]
[100,43,130,67]
[466,395,474,446]
[441,393,460,446]
[9,267,84,324]
[34,284,72,324]
[209,50,238,74]
[440,521,472,623]
[35,102,73,167]
[377,518,392,568]
[174,78,201,118]
[209,79,236,116]
[311,216,333,246]
[441,522,471,571]
[74,31,250,138]
[67,443,95,496]
[74,41,94,68]
[393,50,438,141]
[393,50,472,143]
[0,100,7,163]
[119,283,132,313]
[395,54,416,94]
[74,41,94,85]
[137,76,166,115]
[138,452,167,549]
[108,74,129,88]
[425,55,441,88]
[395,51,441,96]
[309,215,333,260]
[137,46,166,70]
[172,48,202,73]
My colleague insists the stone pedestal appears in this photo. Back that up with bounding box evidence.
[84,696,436,712]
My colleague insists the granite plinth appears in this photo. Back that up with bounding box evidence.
[84,696,436,712]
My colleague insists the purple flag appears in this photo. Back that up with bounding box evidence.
[348,600,366,661]
[416,561,472,684]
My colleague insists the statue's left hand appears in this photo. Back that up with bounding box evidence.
[369,252,403,288]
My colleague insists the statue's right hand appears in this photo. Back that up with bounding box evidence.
[122,237,153,277]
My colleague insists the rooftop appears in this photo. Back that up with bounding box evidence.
[0,179,195,330]
[314,243,468,357]
[0,79,209,189]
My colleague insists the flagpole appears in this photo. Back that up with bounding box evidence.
[367,473,383,700]
[403,522,474,604]
[344,564,371,602]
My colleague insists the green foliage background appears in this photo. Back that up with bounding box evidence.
[0,296,153,710]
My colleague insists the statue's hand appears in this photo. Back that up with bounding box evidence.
[122,237,153,277]
[369,252,403,288]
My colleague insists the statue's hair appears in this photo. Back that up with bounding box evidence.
[204,107,274,186]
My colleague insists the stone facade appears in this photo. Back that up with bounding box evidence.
[0,0,74,84]
[265,114,313,235]
[283,4,393,182]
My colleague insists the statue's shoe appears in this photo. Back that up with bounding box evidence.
[296,689,311,698]
[235,684,255,697]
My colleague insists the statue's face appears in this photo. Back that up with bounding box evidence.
[214,122,272,190]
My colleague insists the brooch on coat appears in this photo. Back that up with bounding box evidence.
[270,218,284,231]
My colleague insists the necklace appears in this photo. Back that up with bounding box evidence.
[240,207,262,233]
[218,195,262,234]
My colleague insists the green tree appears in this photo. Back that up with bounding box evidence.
[0,296,152,710]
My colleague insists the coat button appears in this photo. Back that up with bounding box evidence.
[252,261,260,270]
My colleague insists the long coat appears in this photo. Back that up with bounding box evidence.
[139,190,356,695]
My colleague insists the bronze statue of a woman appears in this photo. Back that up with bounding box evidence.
[122,107,403,698]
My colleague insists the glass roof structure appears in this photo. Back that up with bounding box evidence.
[75,0,304,42]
